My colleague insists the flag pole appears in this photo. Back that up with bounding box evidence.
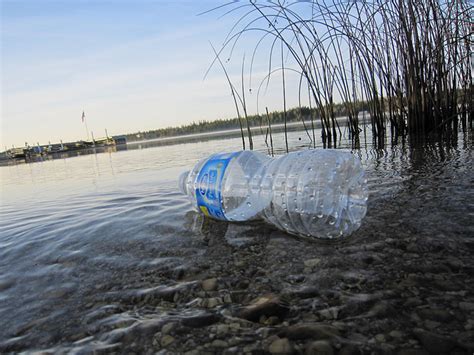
[82,110,90,140]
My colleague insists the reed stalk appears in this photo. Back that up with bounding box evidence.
[206,0,472,149]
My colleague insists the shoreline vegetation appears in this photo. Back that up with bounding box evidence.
[205,0,472,150]
[122,104,369,144]
[0,104,367,163]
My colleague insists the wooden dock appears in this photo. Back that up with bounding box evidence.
[1,136,127,162]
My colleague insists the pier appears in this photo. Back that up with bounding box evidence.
[1,136,127,163]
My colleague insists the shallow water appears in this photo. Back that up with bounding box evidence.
[0,129,473,353]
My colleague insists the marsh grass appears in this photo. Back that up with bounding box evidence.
[207,0,472,150]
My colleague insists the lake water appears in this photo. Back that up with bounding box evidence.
[1,129,473,353]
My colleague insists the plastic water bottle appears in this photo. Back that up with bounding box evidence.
[179,150,368,239]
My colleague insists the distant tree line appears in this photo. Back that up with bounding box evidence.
[123,103,370,142]
[216,0,472,148]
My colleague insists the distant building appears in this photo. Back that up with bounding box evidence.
[8,147,27,159]
[112,136,127,145]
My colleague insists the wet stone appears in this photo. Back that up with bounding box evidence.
[413,329,457,353]
[318,307,339,320]
[424,320,441,330]
[131,282,196,303]
[445,257,464,272]
[269,337,293,354]
[284,285,320,299]
[434,279,462,292]
[229,323,240,331]
[362,253,383,265]
[184,350,200,355]
[287,274,306,284]
[459,302,474,312]
[338,344,363,355]
[396,350,429,355]
[406,243,418,252]
[236,279,250,289]
[330,321,347,331]
[181,312,221,328]
[305,340,334,355]
[389,330,404,339]
[216,324,229,335]
[234,260,246,268]
[223,294,232,303]
[347,332,367,343]
[265,316,281,326]
[365,301,395,318]
[205,297,222,308]
[161,335,175,347]
[211,339,228,348]
[404,297,423,308]
[202,278,218,292]
[281,323,340,340]
[375,333,385,342]
[228,338,243,347]
[0,279,15,292]
[238,294,289,322]
[161,322,177,335]
[417,308,453,322]
[243,343,260,353]
[304,258,321,268]
[256,327,272,338]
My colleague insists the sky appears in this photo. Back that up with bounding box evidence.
[1,0,305,149]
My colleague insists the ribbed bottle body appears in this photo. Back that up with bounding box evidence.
[179,149,368,239]
[259,150,368,239]
[220,151,271,221]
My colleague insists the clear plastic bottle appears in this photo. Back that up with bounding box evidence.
[179,150,368,239]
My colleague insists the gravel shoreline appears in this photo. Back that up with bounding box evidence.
[115,217,473,355]
[14,194,471,354]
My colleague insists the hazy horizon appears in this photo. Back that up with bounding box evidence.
[1,0,304,149]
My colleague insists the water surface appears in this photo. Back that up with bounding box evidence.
[1,130,472,353]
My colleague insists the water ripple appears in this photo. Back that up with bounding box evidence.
[0,130,472,352]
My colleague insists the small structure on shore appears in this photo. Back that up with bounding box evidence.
[1,136,126,163]
[112,135,127,145]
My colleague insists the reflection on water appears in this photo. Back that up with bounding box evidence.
[0,129,472,352]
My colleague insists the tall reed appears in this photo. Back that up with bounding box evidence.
[208,0,472,149]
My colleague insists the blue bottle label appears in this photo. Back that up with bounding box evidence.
[195,152,237,221]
